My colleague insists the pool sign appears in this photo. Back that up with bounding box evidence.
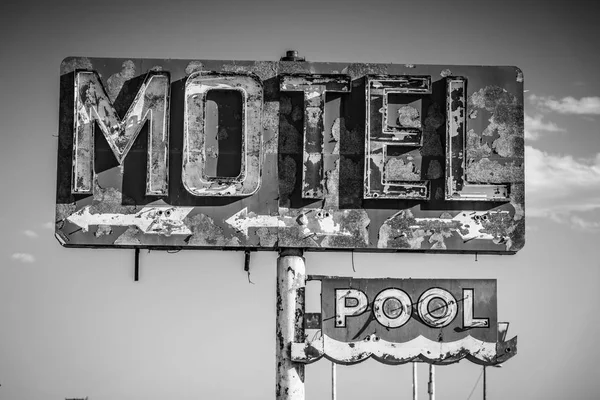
[55,57,525,253]
[291,278,516,366]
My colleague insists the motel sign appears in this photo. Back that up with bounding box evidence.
[55,57,525,254]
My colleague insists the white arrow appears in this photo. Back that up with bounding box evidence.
[413,210,510,242]
[67,206,194,236]
[225,208,284,237]
[226,208,354,238]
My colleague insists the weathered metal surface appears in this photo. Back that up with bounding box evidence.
[183,72,263,197]
[276,249,306,400]
[73,70,170,195]
[364,75,431,200]
[280,74,350,199]
[290,277,516,366]
[56,58,524,254]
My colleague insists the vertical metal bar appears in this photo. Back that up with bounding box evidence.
[134,248,140,282]
[413,362,418,400]
[276,249,306,400]
[483,366,487,400]
[428,364,435,400]
[332,362,337,400]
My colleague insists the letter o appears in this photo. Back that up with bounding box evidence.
[417,288,458,328]
[373,288,412,328]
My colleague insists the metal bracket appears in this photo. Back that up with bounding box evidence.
[134,248,140,282]
[280,50,305,62]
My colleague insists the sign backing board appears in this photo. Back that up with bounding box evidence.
[292,277,516,366]
[55,57,525,254]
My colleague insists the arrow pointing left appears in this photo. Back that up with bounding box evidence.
[67,206,194,236]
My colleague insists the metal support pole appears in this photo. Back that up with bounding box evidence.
[428,364,435,400]
[276,248,306,400]
[332,362,337,400]
[413,362,418,400]
[483,366,487,400]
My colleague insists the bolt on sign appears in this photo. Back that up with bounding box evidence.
[293,278,516,366]
[55,57,525,253]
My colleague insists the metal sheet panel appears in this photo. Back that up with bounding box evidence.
[290,277,515,366]
[321,278,497,343]
[56,57,525,253]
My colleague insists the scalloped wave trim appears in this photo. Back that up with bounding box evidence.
[291,333,516,366]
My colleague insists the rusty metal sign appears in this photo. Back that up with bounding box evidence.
[55,57,525,253]
[292,277,516,366]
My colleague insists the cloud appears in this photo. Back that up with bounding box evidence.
[42,222,54,230]
[524,113,564,140]
[23,230,38,238]
[526,145,600,230]
[11,253,36,263]
[529,94,600,115]
[569,215,600,232]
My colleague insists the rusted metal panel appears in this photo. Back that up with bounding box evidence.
[364,75,431,200]
[56,58,524,254]
[290,277,516,366]
[183,71,263,197]
[73,70,170,195]
[445,77,520,201]
[280,74,351,199]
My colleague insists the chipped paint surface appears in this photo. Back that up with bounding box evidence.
[183,71,263,197]
[280,74,350,199]
[73,70,170,195]
[276,251,306,399]
[68,205,193,235]
[364,75,431,200]
[446,77,523,201]
[56,58,524,253]
[291,333,517,366]
[289,277,514,366]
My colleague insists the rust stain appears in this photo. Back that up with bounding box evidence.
[114,226,143,245]
[384,158,421,181]
[183,213,241,246]
[94,225,112,238]
[60,57,93,74]
[183,72,263,197]
[106,60,136,102]
[342,63,389,80]
[185,61,204,75]
[73,69,170,195]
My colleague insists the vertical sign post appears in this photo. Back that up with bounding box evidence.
[276,249,306,400]
[331,363,337,400]
[483,366,487,400]
[413,363,418,400]
[428,365,435,400]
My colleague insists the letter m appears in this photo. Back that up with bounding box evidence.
[72,70,170,195]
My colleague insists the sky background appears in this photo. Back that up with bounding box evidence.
[1,0,600,399]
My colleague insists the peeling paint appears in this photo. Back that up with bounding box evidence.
[384,158,420,181]
[467,158,523,183]
[106,60,136,102]
[73,69,170,195]
[95,225,112,237]
[114,226,143,245]
[183,72,263,197]
[342,63,389,80]
[185,61,204,75]
[426,160,443,179]
[446,78,515,201]
[280,74,350,199]
[60,57,93,74]
[57,57,524,254]
[184,213,241,246]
